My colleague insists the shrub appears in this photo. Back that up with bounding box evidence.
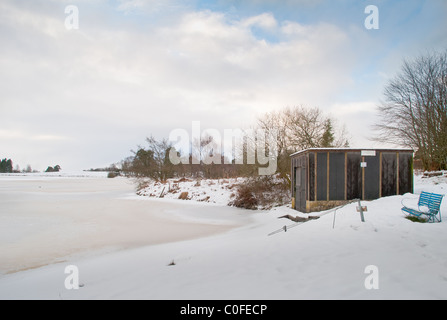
[229,183,258,210]
[229,175,290,210]
[107,171,119,178]
[45,165,61,172]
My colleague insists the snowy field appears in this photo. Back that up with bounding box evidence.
[0,171,446,300]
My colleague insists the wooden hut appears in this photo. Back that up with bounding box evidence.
[290,148,414,212]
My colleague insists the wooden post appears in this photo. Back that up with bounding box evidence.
[379,152,382,198]
[396,152,400,195]
[326,152,330,201]
[361,156,365,200]
[344,152,348,201]
[315,153,318,201]
[314,153,318,201]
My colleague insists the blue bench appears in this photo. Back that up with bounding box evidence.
[401,191,444,223]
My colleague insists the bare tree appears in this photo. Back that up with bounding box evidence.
[284,105,326,150]
[123,136,174,181]
[374,50,447,170]
[255,105,350,178]
[255,110,288,178]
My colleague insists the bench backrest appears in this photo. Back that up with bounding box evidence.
[418,192,444,213]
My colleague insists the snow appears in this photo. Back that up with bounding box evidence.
[289,147,414,157]
[0,170,109,180]
[135,177,243,206]
[136,176,290,209]
[0,172,446,300]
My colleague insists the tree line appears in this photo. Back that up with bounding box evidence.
[0,158,35,173]
[0,158,61,173]
[121,136,242,181]
[121,105,349,183]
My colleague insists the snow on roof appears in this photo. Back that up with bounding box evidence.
[289,147,414,157]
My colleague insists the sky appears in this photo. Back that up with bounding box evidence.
[0,0,446,171]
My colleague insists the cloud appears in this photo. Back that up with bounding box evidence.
[240,12,278,30]
[155,10,355,109]
[30,134,71,142]
[328,101,381,148]
[0,2,360,169]
[330,102,378,117]
[5,0,443,169]
[116,0,151,12]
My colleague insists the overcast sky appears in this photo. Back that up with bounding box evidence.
[1,0,446,171]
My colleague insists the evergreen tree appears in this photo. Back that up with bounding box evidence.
[321,119,335,147]
[45,165,61,172]
[6,159,13,173]
[0,158,13,173]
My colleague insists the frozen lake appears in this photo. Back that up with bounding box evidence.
[0,175,250,275]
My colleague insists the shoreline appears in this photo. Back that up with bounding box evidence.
[0,175,253,275]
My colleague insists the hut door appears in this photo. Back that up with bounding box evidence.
[295,166,306,211]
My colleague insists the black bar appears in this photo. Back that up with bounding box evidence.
[161,300,299,319]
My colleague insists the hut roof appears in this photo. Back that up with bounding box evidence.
[290,147,414,158]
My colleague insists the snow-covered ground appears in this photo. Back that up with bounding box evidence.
[136,176,290,209]
[135,177,243,206]
[0,172,446,299]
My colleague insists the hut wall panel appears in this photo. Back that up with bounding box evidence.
[329,152,345,200]
[399,153,413,195]
[308,152,315,201]
[364,155,380,200]
[316,152,327,201]
[291,158,296,199]
[381,152,397,197]
[346,153,362,200]
[292,154,308,212]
